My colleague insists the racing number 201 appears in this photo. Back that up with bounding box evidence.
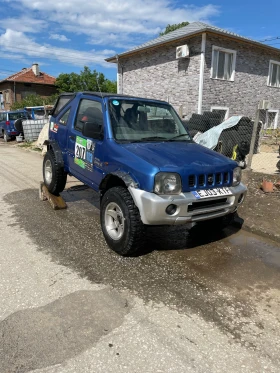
[75,143,86,160]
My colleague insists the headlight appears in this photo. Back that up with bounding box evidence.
[233,167,242,186]
[154,173,182,194]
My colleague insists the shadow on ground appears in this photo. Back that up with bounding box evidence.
[0,289,130,373]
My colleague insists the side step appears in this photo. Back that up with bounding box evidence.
[39,182,67,210]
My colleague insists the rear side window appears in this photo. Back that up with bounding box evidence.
[9,112,29,120]
[53,95,75,117]
[59,109,71,126]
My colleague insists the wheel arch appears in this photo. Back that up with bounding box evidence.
[99,171,139,199]
[43,140,64,168]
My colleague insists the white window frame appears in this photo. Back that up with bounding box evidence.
[267,60,280,88]
[211,46,237,82]
[210,106,229,120]
[265,109,279,129]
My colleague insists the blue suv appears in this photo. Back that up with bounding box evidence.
[43,92,247,256]
[0,110,31,141]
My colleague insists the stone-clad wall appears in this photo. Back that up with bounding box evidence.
[202,34,280,118]
[118,35,203,116]
[118,33,280,120]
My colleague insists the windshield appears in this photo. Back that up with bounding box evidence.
[109,99,192,142]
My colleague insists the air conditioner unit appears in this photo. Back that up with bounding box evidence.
[176,44,189,59]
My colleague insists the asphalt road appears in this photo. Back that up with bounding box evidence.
[0,140,280,373]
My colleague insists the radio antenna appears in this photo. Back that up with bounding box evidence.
[96,75,105,104]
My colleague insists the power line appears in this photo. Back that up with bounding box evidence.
[259,36,280,43]
[266,42,280,46]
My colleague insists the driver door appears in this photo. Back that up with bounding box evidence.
[67,97,104,189]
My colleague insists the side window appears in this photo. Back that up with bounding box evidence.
[0,113,4,121]
[53,95,74,117]
[59,109,70,126]
[74,99,103,133]
[267,60,280,88]
[211,46,237,81]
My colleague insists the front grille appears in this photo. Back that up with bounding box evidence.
[198,174,205,186]
[207,173,214,185]
[224,172,229,183]
[216,173,222,184]
[187,172,231,188]
[188,198,228,212]
[189,175,195,187]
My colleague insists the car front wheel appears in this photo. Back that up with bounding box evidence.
[100,186,146,256]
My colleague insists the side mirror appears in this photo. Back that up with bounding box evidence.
[82,121,103,140]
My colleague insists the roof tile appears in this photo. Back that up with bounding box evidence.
[1,67,56,85]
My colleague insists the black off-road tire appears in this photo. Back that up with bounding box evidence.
[43,150,67,195]
[100,186,146,256]
[3,130,11,142]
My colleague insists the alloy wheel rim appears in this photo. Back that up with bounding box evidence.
[44,159,53,185]
[105,202,125,240]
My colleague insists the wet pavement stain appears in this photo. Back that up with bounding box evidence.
[0,289,131,373]
[3,189,280,353]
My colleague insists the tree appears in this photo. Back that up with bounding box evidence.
[11,94,58,110]
[55,66,117,93]
[159,22,189,36]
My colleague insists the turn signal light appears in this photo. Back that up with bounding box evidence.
[6,121,10,125]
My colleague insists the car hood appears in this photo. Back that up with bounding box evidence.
[120,141,236,172]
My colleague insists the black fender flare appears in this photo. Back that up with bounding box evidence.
[43,140,64,168]
[99,171,139,197]
[111,171,139,188]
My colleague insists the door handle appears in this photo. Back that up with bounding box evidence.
[69,135,75,141]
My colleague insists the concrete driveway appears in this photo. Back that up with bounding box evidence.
[0,141,280,373]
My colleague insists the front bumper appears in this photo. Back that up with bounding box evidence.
[129,183,247,225]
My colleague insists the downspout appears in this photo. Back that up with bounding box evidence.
[198,32,206,114]
[14,81,16,104]
[116,54,123,94]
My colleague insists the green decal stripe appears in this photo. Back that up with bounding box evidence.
[76,136,87,147]
[74,158,85,169]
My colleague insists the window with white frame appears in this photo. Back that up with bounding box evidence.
[211,46,237,81]
[210,106,229,121]
[267,60,280,88]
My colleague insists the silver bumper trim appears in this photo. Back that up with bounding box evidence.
[128,183,247,225]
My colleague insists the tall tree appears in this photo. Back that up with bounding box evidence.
[159,22,189,36]
[55,66,117,93]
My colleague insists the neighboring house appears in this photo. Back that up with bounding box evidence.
[0,63,57,111]
[106,22,280,129]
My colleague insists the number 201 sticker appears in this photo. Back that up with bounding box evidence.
[75,136,87,160]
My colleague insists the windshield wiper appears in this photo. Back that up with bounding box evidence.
[167,134,190,141]
[140,136,167,141]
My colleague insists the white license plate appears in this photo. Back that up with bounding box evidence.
[192,187,232,199]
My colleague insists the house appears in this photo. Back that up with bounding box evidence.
[0,63,57,111]
[106,22,280,129]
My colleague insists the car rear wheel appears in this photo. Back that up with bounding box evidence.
[3,131,11,142]
[100,186,146,256]
[43,149,67,195]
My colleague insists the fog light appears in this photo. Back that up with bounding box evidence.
[238,194,244,204]
[166,204,177,215]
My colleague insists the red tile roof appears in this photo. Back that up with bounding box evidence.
[2,66,56,85]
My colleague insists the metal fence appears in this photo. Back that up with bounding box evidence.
[182,108,280,175]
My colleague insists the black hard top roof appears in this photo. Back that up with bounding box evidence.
[59,91,168,103]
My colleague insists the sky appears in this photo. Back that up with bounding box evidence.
[0,0,280,82]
